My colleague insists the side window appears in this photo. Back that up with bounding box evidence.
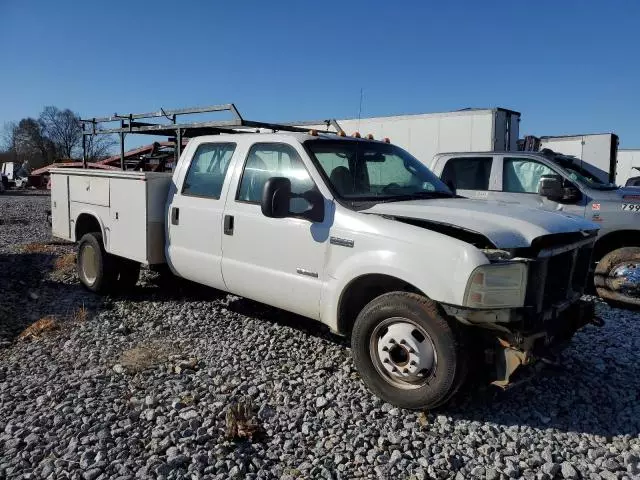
[440,157,492,190]
[237,143,317,211]
[182,143,236,198]
[503,157,556,193]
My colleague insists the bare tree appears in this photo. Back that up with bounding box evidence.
[1,122,18,153]
[85,134,117,161]
[12,118,57,169]
[39,106,82,159]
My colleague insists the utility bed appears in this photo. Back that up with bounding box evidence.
[49,168,171,264]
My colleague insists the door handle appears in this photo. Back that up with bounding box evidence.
[171,207,179,225]
[224,215,234,235]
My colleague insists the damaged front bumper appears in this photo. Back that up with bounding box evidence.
[444,298,602,388]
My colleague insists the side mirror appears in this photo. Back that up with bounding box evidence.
[538,175,581,203]
[538,175,563,202]
[261,177,291,218]
[261,177,325,223]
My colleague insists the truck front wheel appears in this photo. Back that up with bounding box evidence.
[77,232,117,294]
[351,292,467,410]
[595,247,640,308]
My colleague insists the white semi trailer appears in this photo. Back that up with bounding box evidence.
[538,133,619,185]
[300,108,520,164]
[617,149,640,186]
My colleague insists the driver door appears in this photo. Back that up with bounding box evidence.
[494,156,586,217]
[220,142,328,320]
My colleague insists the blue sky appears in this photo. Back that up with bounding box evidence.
[1,0,639,149]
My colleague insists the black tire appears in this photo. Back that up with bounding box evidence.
[351,292,467,410]
[115,258,141,290]
[77,232,117,294]
[594,247,640,309]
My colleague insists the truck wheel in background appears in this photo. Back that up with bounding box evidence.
[115,258,141,290]
[77,232,117,294]
[595,247,640,308]
[351,292,467,410]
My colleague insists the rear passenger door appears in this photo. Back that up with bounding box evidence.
[439,156,496,199]
[166,140,237,290]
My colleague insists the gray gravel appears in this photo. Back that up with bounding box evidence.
[1,191,639,479]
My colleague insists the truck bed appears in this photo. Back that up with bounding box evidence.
[50,168,172,264]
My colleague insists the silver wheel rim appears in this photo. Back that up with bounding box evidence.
[81,244,98,285]
[610,261,640,296]
[369,317,437,390]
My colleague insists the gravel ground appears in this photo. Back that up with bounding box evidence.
[0,191,639,480]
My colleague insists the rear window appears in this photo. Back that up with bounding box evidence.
[182,143,236,198]
[441,157,492,190]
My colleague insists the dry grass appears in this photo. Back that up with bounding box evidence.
[18,317,58,341]
[118,344,170,373]
[21,243,55,254]
[71,304,88,322]
[54,253,76,272]
[225,399,262,441]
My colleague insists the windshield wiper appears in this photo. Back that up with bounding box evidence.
[386,191,455,200]
[352,191,455,204]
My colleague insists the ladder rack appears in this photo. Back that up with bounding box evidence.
[80,103,339,170]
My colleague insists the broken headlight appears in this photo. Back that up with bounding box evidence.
[463,263,528,308]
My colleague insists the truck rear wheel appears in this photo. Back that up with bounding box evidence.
[595,247,640,308]
[351,292,467,410]
[77,232,117,294]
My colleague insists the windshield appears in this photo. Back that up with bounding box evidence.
[551,156,618,190]
[305,140,453,202]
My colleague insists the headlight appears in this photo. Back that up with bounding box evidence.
[464,263,527,308]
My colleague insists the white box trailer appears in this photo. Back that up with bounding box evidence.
[301,108,520,164]
[616,149,640,186]
[538,133,619,184]
[49,168,171,264]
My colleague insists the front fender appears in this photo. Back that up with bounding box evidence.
[319,243,487,332]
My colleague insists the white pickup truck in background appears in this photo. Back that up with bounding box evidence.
[50,115,601,409]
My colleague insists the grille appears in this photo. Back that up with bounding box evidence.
[525,243,593,312]
[542,251,574,307]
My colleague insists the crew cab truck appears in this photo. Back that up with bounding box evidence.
[50,127,600,409]
[430,149,640,308]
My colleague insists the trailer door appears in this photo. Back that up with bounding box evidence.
[51,174,71,239]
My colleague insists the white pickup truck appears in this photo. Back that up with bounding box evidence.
[50,129,601,409]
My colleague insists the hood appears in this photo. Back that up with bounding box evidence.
[363,198,598,248]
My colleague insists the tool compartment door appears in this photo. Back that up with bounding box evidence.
[51,174,71,240]
[108,177,148,262]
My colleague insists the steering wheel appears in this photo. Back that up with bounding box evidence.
[382,183,401,193]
